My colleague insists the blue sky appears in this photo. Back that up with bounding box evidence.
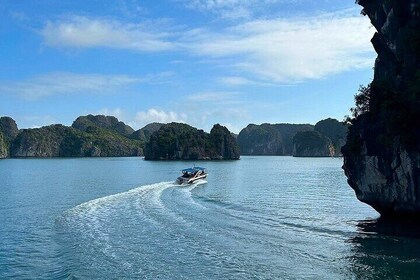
[0,0,375,133]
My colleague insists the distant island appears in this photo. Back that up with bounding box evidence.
[0,115,240,160]
[1,115,153,158]
[145,123,240,160]
[0,115,347,160]
[238,118,347,157]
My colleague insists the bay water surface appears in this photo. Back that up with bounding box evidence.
[1,156,420,279]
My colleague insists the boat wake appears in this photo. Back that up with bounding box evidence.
[55,178,344,279]
[56,180,215,278]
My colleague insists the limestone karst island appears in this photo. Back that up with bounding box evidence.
[343,0,420,219]
[1,0,419,279]
[1,115,347,160]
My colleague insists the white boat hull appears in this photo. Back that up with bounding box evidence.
[176,174,207,185]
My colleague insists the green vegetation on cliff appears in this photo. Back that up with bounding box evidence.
[131,123,164,142]
[145,123,240,160]
[78,126,143,157]
[292,118,347,157]
[343,0,420,217]
[314,118,348,156]
[0,132,7,158]
[11,117,143,158]
[314,118,348,144]
[2,114,348,159]
[12,125,83,157]
[210,124,240,160]
[72,115,134,137]
[238,119,347,157]
[237,123,314,155]
[293,131,333,157]
[0,117,19,142]
[0,117,19,158]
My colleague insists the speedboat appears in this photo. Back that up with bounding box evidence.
[176,167,208,185]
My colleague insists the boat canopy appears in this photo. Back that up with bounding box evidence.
[182,167,206,173]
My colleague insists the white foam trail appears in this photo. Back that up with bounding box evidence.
[60,182,177,262]
[67,181,173,215]
[60,179,210,257]
[177,180,208,210]
[62,181,175,232]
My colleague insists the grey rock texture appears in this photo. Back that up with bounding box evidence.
[343,0,420,218]
[314,118,348,156]
[237,123,314,155]
[0,116,19,158]
[210,124,241,160]
[72,115,134,137]
[0,117,19,142]
[0,132,7,158]
[131,123,164,142]
[293,131,333,157]
[145,123,240,160]
[11,125,75,157]
[11,122,143,158]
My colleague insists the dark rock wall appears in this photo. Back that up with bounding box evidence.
[343,0,420,217]
[131,123,164,142]
[314,118,348,156]
[0,132,7,158]
[11,125,75,157]
[11,123,143,158]
[145,123,240,160]
[0,117,19,158]
[0,117,19,142]
[210,124,240,160]
[293,131,333,157]
[237,123,314,155]
[72,115,134,137]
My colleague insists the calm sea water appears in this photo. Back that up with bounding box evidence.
[1,156,420,279]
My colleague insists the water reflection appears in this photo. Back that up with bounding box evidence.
[356,218,420,239]
[348,218,420,279]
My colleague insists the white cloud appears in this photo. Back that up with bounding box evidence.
[218,76,254,86]
[17,115,58,129]
[186,0,260,10]
[38,11,375,83]
[189,107,250,133]
[132,108,187,129]
[0,72,173,100]
[183,0,280,19]
[183,13,375,82]
[180,91,250,133]
[0,72,139,100]
[186,91,239,102]
[41,16,176,52]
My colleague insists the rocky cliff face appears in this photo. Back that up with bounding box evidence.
[145,123,240,160]
[72,115,134,137]
[237,123,314,155]
[293,131,333,157]
[11,125,80,157]
[315,118,348,156]
[11,123,143,158]
[342,0,420,218]
[292,118,348,157]
[131,123,164,142]
[0,132,7,158]
[210,124,240,160]
[0,117,19,158]
[0,117,19,142]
